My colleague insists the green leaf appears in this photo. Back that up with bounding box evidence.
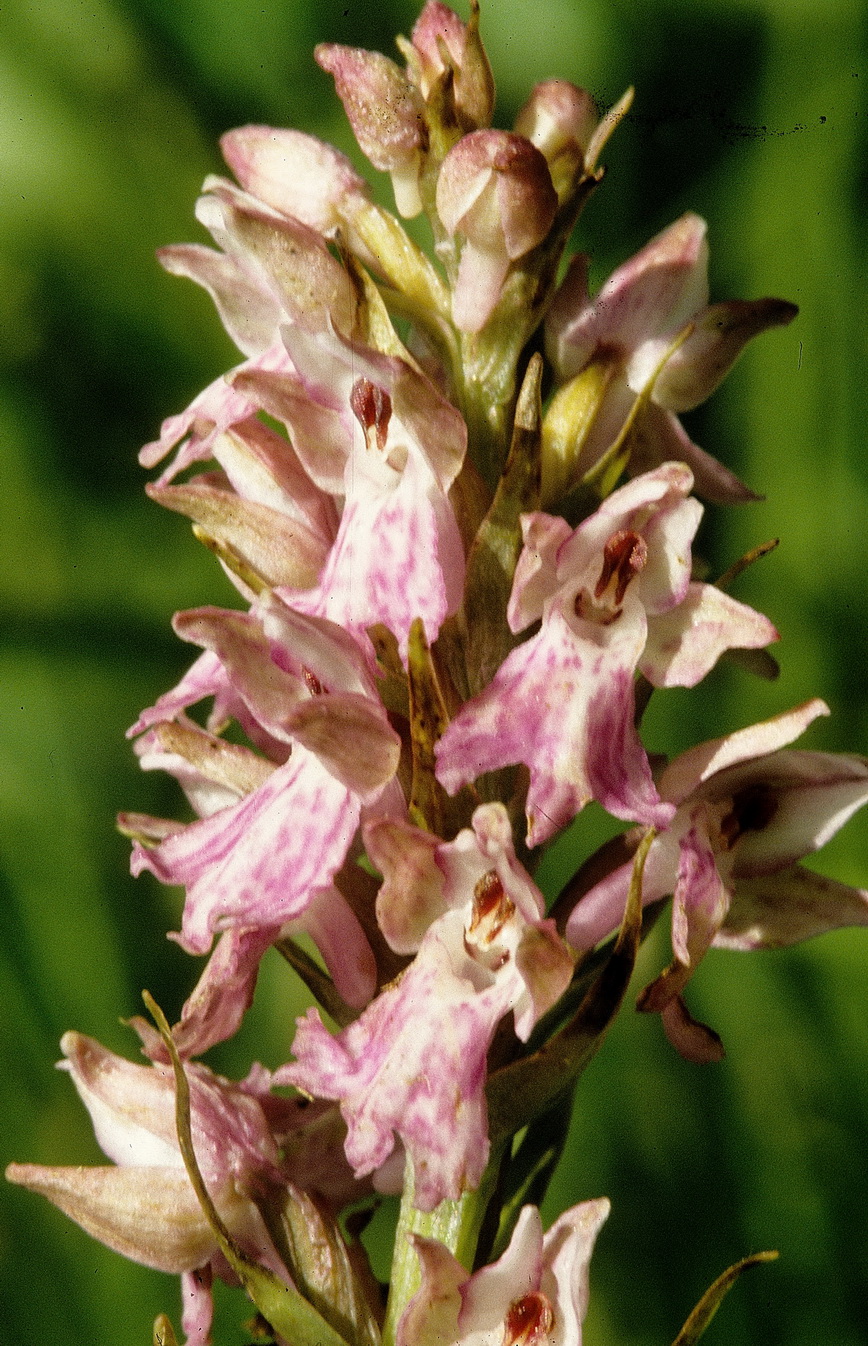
[670,1251,779,1345]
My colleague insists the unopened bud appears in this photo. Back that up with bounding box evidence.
[514,80,599,199]
[436,130,557,331]
[407,0,495,130]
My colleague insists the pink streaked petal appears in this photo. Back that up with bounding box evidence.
[717,865,868,951]
[140,342,293,480]
[133,748,360,954]
[282,452,464,658]
[726,751,868,877]
[507,511,573,633]
[437,611,669,846]
[286,883,377,1009]
[641,581,778,688]
[658,699,830,805]
[279,930,509,1211]
[171,926,278,1060]
[582,664,675,832]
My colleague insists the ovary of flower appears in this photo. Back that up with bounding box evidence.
[397,1200,610,1346]
[436,462,777,845]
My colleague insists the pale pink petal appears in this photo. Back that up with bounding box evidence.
[507,511,573,633]
[220,126,368,234]
[564,831,681,951]
[4,1164,217,1274]
[724,751,868,876]
[158,242,281,357]
[541,1198,611,1346]
[641,581,778,688]
[364,818,447,954]
[658,699,830,805]
[547,214,708,381]
[458,1206,545,1332]
[629,403,759,504]
[140,341,293,480]
[128,652,225,738]
[652,297,798,413]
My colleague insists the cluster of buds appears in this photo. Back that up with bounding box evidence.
[9,4,868,1344]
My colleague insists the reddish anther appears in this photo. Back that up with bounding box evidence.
[350,378,393,451]
[595,528,648,606]
[502,1291,555,1346]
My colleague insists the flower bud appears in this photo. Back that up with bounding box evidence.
[436,130,557,331]
[316,43,426,217]
[514,79,599,200]
[406,0,495,130]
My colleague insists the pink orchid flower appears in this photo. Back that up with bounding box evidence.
[567,700,868,1060]
[436,462,776,845]
[544,212,797,503]
[398,1200,609,1346]
[278,804,574,1212]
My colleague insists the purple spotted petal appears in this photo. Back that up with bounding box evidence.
[132,747,360,954]
[278,926,509,1211]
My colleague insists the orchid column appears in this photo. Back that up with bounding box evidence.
[8,4,868,1345]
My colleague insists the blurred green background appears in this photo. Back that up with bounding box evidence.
[2,0,867,1341]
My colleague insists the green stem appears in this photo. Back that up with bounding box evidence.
[381,1152,502,1346]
